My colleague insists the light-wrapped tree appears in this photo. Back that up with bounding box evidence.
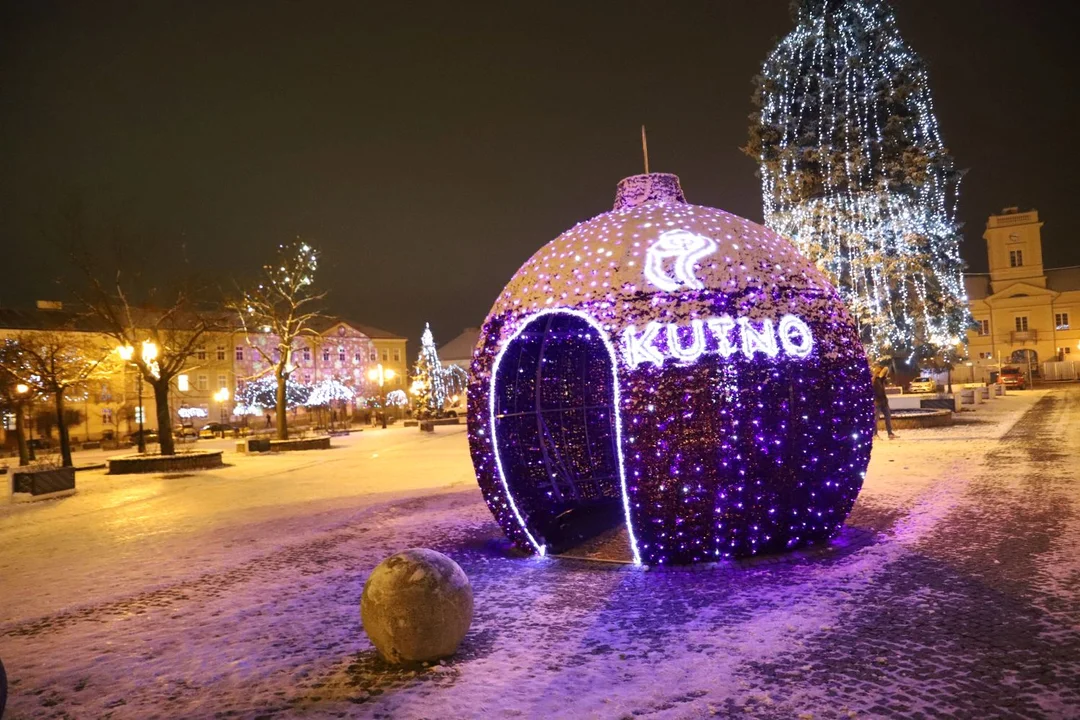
[410,323,448,419]
[230,240,324,440]
[745,0,970,363]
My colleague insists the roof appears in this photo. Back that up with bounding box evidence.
[963,267,1080,300]
[963,274,991,301]
[1046,266,1080,293]
[438,327,481,362]
[310,316,405,340]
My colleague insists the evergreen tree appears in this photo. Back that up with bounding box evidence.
[745,0,970,363]
[411,323,448,418]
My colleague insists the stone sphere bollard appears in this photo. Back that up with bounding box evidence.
[361,548,473,664]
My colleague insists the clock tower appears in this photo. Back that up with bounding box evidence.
[984,207,1046,294]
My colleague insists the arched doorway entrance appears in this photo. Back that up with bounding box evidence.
[489,311,631,555]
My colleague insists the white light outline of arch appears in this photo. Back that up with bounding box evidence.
[489,307,642,566]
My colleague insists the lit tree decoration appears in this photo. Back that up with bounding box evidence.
[230,239,324,439]
[745,0,971,362]
[304,378,355,407]
[385,389,408,407]
[443,364,468,398]
[235,375,310,414]
[411,323,449,417]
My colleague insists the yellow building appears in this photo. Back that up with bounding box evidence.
[0,305,406,450]
[965,208,1080,382]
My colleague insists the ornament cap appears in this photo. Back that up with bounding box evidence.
[613,173,686,210]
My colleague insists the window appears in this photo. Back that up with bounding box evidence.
[135,406,145,423]
[3,413,15,431]
[303,373,311,384]
[235,346,244,361]
[393,348,401,362]
[339,347,346,363]
[1055,312,1070,330]
[1009,249,1023,267]
[303,347,311,363]
[272,348,280,363]
[976,319,990,336]
[1015,316,1029,332]
[218,374,227,390]
[323,347,331,362]
[217,346,226,361]
[370,351,378,362]
[382,348,389,362]
[196,347,207,361]
[102,408,114,425]
[354,352,362,362]
[197,374,209,391]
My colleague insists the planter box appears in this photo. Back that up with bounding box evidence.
[245,438,272,453]
[108,451,224,475]
[12,466,76,498]
[268,437,331,452]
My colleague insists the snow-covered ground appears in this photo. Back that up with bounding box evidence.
[1,387,1079,719]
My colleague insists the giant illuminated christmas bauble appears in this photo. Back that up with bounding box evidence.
[467,174,874,565]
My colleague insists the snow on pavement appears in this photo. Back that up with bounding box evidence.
[1,388,1079,719]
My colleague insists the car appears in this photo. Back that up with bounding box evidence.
[998,367,1026,390]
[199,422,235,439]
[908,376,937,393]
[174,424,199,441]
[127,428,159,444]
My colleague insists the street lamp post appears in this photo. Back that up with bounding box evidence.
[117,341,158,454]
[367,364,395,429]
[214,387,230,436]
[15,383,32,465]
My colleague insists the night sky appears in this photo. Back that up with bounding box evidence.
[2,1,1076,349]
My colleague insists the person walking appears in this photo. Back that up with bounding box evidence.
[873,366,897,439]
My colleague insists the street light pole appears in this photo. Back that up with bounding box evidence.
[136,372,146,453]
[14,383,31,466]
[367,363,396,429]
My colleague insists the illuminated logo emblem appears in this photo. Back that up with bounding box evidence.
[643,229,717,292]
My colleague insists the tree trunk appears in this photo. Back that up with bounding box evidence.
[15,400,30,466]
[55,390,73,467]
[276,369,288,440]
[153,378,175,455]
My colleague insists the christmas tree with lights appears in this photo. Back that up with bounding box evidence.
[745,0,970,363]
[411,323,448,418]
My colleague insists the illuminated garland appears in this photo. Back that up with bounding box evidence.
[467,173,874,565]
[747,0,970,362]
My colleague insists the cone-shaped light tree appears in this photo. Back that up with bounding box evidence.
[410,323,448,418]
[745,0,971,364]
